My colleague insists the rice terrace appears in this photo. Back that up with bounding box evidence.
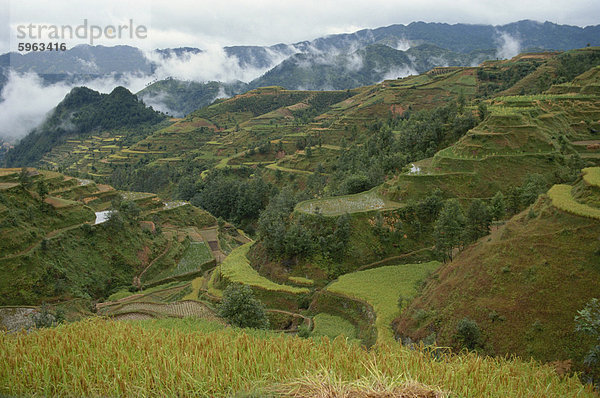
[1,6,600,397]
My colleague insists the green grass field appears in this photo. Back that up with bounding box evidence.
[327,262,441,343]
[311,313,358,341]
[0,317,594,397]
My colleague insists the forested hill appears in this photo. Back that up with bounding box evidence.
[4,86,166,167]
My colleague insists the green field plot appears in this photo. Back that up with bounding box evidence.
[177,242,213,269]
[110,300,221,321]
[582,167,600,188]
[149,242,214,283]
[288,276,314,286]
[548,184,600,219]
[327,262,441,343]
[212,243,309,294]
[265,163,314,175]
[120,191,157,201]
[311,313,358,341]
[295,188,401,216]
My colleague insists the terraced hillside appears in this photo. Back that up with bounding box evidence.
[0,168,217,305]
[394,167,600,367]
[386,88,600,202]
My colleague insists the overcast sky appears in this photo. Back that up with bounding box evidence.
[1,0,599,53]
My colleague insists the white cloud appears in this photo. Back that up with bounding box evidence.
[0,70,150,141]
[0,71,73,141]
[144,44,292,83]
[2,0,599,53]
[395,38,411,52]
[495,32,521,60]
[380,65,417,81]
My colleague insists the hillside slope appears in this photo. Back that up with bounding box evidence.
[393,169,600,367]
[4,86,166,168]
[0,168,215,305]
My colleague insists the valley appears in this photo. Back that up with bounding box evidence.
[1,45,600,396]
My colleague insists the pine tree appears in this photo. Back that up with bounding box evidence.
[434,199,466,262]
[465,199,491,242]
[490,191,506,221]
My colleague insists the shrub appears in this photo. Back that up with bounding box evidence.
[297,324,311,338]
[575,298,600,384]
[455,317,482,350]
[31,303,56,328]
[218,284,269,329]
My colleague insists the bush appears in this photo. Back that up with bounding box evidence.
[455,317,482,350]
[218,284,269,329]
[297,324,311,338]
[575,298,600,384]
[31,303,56,328]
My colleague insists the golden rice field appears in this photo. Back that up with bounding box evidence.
[0,317,595,397]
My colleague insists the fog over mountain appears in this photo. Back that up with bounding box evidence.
[1,20,599,139]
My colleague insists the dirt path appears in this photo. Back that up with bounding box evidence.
[135,240,173,287]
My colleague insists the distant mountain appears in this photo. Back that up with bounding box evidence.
[293,20,600,54]
[1,20,600,117]
[137,79,248,116]
[4,86,165,166]
[0,45,153,86]
[140,44,495,114]
[2,20,598,80]
[249,44,494,90]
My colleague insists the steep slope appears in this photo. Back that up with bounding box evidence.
[393,168,600,366]
[386,50,600,203]
[248,44,486,91]
[137,79,248,116]
[4,86,166,167]
[0,168,216,305]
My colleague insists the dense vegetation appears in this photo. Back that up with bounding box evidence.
[5,86,166,167]
[2,46,600,395]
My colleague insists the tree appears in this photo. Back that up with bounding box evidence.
[490,191,506,221]
[434,199,466,261]
[176,176,197,200]
[575,298,600,383]
[18,167,32,188]
[219,284,269,329]
[284,222,314,257]
[416,188,444,222]
[506,186,521,215]
[477,102,489,122]
[36,180,49,201]
[455,317,482,350]
[520,174,547,207]
[464,199,491,242]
